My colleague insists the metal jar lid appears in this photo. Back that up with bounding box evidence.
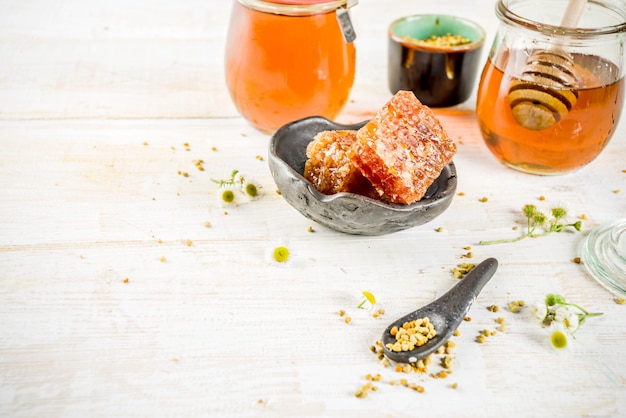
[238,0,356,16]
[238,0,357,42]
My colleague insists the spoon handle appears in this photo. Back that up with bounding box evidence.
[437,257,499,308]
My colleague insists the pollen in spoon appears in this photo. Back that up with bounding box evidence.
[385,317,437,353]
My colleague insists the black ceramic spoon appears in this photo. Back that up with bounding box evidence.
[382,258,499,363]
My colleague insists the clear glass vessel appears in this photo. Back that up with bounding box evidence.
[224,0,357,133]
[476,0,625,175]
[582,219,626,296]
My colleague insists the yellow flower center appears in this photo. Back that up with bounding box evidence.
[273,246,290,263]
[551,330,568,349]
[221,189,235,203]
[245,183,258,197]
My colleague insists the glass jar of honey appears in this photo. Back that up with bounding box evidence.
[224,0,358,133]
[476,0,625,175]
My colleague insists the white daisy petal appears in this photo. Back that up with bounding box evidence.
[554,305,571,323]
[233,171,245,186]
[563,311,580,332]
[532,302,548,321]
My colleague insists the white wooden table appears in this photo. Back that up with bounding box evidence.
[1,1,624,417]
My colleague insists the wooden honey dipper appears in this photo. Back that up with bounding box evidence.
[508,0,587,130]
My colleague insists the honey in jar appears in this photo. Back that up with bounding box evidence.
[477,50,624,174]
[224,0,357,133]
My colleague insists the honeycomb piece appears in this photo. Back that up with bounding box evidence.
[303,130,386,200]
[304,130,364,195]
[351,91,456,204]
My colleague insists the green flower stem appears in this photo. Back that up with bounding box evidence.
[480,205,582,245]
[479,235,527,245]
[211,169,239,187]
[211,178,232,186]
[563,301,603,318]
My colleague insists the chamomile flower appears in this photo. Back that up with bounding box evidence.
[212,169,263,207]
[534,293,601,352]
[545,293,566,307]
[233,170,245,186]
[356,290,377,311]
[562,310,580,333]
[241,177,260,199]
[217,184,237,206]
[551,305,580,333]
[548,322,571,350]
[265,239,294,267]
[551,201,570,219]
[553,305,571,323]
[232,171,261,199]
[480,203,583,244]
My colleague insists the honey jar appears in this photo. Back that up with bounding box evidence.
[225,0,358,133]
[475,0,625,175]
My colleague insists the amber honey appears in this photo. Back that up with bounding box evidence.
[476,49,624,174]
[224,1,356,133]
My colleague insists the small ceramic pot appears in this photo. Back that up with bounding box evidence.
[388,14,485,107]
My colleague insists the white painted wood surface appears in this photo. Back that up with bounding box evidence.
[0,1,624,417]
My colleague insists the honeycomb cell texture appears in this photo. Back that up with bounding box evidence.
[304,130,379,198]
[351,91,456,204]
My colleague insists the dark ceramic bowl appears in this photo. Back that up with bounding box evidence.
[388,14,486,107]
[268,116,457,235]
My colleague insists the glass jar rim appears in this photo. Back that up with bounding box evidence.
[496,0,626,37]
[238,0,356,16]
[264,0,338,4]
